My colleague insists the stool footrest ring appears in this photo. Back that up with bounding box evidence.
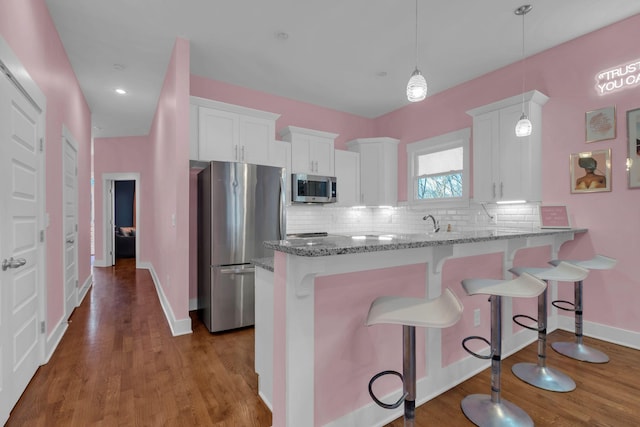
[552,299,576,312]
[512,314,544,332]
[462,336,493,360]
[368,370,408,410]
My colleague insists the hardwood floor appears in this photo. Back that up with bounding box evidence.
[7,259,639,426]
[7,259,271,427]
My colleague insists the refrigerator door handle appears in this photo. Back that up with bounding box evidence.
[218,265,256,275]
[279,172,287,240]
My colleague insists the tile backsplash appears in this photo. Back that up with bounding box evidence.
[285,202,541,236]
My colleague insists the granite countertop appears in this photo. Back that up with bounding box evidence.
[263,228,587,257]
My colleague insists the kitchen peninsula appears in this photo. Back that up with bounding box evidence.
[257,228,586,427]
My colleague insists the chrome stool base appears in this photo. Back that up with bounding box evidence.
[461,394,533,427]
[512,362,576,392]
[551,341,609,363]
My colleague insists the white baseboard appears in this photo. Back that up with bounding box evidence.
[139,262,192,336]
[77,274,93,305]
[557,314,640,350]
[189,297,198,311]
[44,316,68,363]
[92,258,110,267]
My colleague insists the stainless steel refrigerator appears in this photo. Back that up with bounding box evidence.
[197,161,286,332]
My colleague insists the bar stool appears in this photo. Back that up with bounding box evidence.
[366,289,463,426]
[460,273,546,427]
[508,262,589,392]
[548,255,617,363]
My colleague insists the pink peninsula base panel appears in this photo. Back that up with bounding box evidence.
[314,264,427,426]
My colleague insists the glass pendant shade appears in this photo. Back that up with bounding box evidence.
[407,68,427,102]
[515,112,532,137]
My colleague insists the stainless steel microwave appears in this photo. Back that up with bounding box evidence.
[291,173,337,203]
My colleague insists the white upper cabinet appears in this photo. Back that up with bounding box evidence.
[347,137,399,206]
[190,97,280,165]
[467,90,549,203]
[334,149,360,207]
[280,126,337,176]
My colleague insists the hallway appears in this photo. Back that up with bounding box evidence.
[6,259,271,426]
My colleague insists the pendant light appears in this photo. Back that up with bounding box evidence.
[406,0,427,102]
[515,4,532,137]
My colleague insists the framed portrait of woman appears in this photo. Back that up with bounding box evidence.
[570,149,611,193]
[627,108,640,188]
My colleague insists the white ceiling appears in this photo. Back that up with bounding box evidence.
[45,0,640,138]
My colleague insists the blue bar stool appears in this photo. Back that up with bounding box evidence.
[366,289,463,426]
[548,255,617,363]
[460,273,546,427]
[508,262,589,392]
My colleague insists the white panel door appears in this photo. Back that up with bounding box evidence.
[0,71,42,424]
[63,129,78,319]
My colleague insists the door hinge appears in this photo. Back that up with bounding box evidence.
[40,321,45,334]
[75,224,78,232]
[39,138,44,152]
[40,230,44,242]
[75,279,78,287]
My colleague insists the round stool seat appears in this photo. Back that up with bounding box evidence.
[509,261,589,283]
[549,254,617,270]
[462,272,546,298]
[366,288,463,329]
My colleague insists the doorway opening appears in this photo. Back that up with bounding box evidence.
[101,173,140,267]
[114,180,136,261]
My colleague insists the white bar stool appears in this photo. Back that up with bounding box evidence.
[460,273,546,427]
[548,255,617,363]
[508,262,589,392]
[366,289,463,426]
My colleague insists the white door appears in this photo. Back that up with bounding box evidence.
[0,67,43,424]
[63,128,78,319]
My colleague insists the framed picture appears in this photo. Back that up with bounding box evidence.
[570,149,611,193]
[627,107,640,188]
[539,205,571,228]
[586,106,616,143]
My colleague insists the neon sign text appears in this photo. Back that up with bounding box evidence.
[595,59,640,95]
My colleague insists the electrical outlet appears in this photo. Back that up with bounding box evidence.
[474,309,481,327]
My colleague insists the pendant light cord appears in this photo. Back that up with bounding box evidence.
[521,9,526,112]
[414,0,419,67]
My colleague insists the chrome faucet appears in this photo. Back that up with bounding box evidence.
[422,214,440,233]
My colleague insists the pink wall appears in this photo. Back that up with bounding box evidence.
[190,75,376,149]
[377,14,640,333]
[147,38,191,324]
[93,136,153,262]
[0,0,92,334]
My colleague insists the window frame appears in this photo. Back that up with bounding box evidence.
[406,128,471,207]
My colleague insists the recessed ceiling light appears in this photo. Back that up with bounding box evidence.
[275,31,289,40]
[376,71,388,77]
[115,88,127,95]
[113,63,125,71]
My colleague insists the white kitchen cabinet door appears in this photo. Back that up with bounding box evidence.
[239,116,273,164]
[347,137,399,206]
[334,149,360,206]
[468,90,548,203]
[198,107,239,162]
[280,126,337,176]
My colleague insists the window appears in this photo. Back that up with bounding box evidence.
[407,128,470,206]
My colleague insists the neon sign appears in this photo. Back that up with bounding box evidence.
[595,58,640,95]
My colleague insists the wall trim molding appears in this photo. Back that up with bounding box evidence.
[138,262,192,336]
[557,315,639,350]
[77,274,93,305]
[45,318,68,363]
